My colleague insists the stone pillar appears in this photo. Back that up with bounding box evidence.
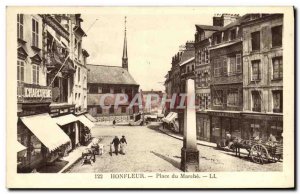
[181,79,200,172]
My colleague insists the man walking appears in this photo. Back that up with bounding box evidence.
[111,136,120,155]
[120,135,127,155]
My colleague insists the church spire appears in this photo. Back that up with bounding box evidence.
[122,16,128,71]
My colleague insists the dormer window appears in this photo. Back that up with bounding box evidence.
[230,28,237,40]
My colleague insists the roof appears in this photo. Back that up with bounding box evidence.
[87,64,139,86]
[178,50,195,66]
[180,57,195,67]
[195,25,222,31]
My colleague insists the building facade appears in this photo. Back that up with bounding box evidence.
[17,14,93,172]
[241,14,283,141]
[194,23,221,142]
[87,17,140,123]
[208,14,244,143]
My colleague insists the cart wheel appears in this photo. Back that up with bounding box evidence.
[250,144,269,164]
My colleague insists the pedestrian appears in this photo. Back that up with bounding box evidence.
[120,135,127,155]
[113,120,116,128]
[111,136,120,155]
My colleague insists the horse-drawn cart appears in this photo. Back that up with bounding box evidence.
[217,138,283,164]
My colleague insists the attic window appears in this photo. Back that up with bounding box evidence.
[230,28,236,40]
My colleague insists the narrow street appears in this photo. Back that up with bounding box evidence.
[66,123,282,173]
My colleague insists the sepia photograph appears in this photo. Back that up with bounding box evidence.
[6,6,294,189]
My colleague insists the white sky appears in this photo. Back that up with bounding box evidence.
[81,11,214,91]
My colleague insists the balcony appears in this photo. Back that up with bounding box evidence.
[17,83,52,104]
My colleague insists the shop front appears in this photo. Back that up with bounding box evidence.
[241,112,283,142]
[18,113,71,172]
[76,114,94,145]
[53,114,79,150]
[196,111,210,142]
[17,83,71,172]
[207,110,241,143]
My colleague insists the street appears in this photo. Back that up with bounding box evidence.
[66,123,282,173]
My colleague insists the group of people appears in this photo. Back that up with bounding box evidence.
[110,135,127,155]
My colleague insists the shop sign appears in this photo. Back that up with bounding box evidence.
[208,111,240,118]
[18,83,52,103]
[24,87,52,98]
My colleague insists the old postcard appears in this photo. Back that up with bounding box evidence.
[6,6,294,188]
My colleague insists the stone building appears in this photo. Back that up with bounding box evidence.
[17,14,93,172]
[86,17,140,122]
[194,22,222,142]
[208,14,245,142]
[241,14,283,141]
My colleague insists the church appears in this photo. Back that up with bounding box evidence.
[86,17,140,122]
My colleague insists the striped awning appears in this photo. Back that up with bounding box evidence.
[20,113,71,151]
[77,115,95,129]
[84,113,97,122]
[53,114,78,126]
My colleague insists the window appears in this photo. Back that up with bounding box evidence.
[17,60,25,83]
[214,59,221,77]
[102,87,110,94]
[215,33,222,44]
[272,25,282,47]
[227,89,239,106]
[251,31,260,51]
[121,107,126,113]
[222,57,227,75]
[272,57,283,79]
[78,67,81,82]
[228,56,236,75]
[251,60,261,81]
[77,41,81,60]
[201,50,205,64]
[114,87,122,94]
[205,49,209,63]
[17,14,24,40]
[96,106,102,114]
[32,64,39,85]
[230,29,236,40]
[213,90,223,106]
[192,65,194,71]
[89,85,98,93]
[252,91,261,112]
[32,18,39,47]
[236,54,242,72]
[272,90,283,113]
[199,51,202,64]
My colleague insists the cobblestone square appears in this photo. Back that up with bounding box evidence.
[66,123,282,173]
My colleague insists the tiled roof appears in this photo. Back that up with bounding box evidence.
[87,64,139,85]
[179,50,195,66]
[195,25,222,31]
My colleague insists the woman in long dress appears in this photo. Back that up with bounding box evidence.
[120,135,127,155]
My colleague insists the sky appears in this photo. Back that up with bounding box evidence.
[81,9,214,91]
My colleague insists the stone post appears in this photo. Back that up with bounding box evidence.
[181,79,199,172]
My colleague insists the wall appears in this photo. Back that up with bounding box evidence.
[242,16,283,113]
[18,14,46,86]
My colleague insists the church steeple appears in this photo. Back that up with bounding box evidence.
[122,16,128,71]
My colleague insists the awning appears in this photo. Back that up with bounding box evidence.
[84,113,97,122]
[53,114,78,126]
[162,112,178,123]
[16,141,27,152]
[77,115,95,129]
[20,113,71,151]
